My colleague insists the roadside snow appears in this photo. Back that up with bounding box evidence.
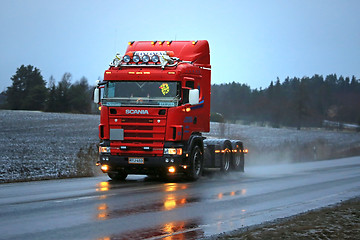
[1,110,360,183]
[0,110,99,183]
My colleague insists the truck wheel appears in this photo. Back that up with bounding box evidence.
[232,145,244,171]
[187,145,203,181]
[221,143,232,173]
[108,171,128,181]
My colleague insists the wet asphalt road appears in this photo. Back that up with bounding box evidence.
[1,156,360,240]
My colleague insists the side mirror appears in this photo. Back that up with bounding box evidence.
[93,88,100,104]
[189,89,199,105]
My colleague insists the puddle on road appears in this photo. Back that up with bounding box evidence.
[95,179,248,221]
[96,219,204,240]
[95,195,201,221]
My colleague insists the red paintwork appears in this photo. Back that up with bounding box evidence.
[100,40,211,157]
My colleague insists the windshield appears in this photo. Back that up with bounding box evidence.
[102,81,180,107]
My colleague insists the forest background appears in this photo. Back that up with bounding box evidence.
[1,64,359,130]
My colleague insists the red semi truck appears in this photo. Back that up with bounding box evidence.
[93,40,246,180]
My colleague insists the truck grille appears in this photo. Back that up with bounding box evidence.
[109,114,166,156]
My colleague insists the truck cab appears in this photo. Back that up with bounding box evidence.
[94,40,245,181]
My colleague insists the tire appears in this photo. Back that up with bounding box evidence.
[107,171,128,181]
[187,145,203,181]
[232,144,244,172]
[221,143,232,173]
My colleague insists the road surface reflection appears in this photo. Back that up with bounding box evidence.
[95,182,199,221]
[94,179,248,239]
[96,219,204,240]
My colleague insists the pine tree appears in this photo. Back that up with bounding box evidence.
[6,65,47,110]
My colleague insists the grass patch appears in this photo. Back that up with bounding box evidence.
[212,197,360,240]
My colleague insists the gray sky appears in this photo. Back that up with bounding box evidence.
[1,0,359,92]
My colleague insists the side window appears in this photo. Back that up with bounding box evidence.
[183,80,194,104]
[186,81,194,89]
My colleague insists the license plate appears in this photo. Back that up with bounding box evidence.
[128,157,144,164]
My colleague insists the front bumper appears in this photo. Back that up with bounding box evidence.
[99,154,187,175]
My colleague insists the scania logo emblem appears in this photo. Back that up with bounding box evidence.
[126,109,149,114]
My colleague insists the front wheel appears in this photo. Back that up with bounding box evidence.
[108,171,128,181]
[187,145,203,181]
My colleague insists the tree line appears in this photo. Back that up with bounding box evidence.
[211,74,360,129]
[2,65,359,129]
[1,65,95,114]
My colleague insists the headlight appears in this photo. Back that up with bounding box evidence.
[164,148,183,155]
[99,147,110,153]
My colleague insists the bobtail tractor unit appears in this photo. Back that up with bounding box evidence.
[94,40,247,181]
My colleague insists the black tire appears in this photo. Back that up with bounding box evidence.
[187,145,203,181]
[221,143,232,173]
[107,171,128,181]
[232,145,244,172]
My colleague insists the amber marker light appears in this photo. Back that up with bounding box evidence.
[182,107,191,112]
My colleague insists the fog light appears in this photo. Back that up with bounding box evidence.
[151,55,159,63]
[168,166,176,173]
[133,55,140,63]
[101,165,109,172]
[123,55,131,63]
[142,55,150,63]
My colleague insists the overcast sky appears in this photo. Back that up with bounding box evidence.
[1,0,360,92]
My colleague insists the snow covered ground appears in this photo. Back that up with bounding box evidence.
[207,122,360,165]
[1,110,360,183]
[0,110,99,183]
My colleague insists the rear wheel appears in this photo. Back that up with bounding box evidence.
[221,143,232,173]
[232,145,244,171]
[187,145,203,181]
[107,171,128,181]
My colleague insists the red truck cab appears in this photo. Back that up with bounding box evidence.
[94,40,245,181]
